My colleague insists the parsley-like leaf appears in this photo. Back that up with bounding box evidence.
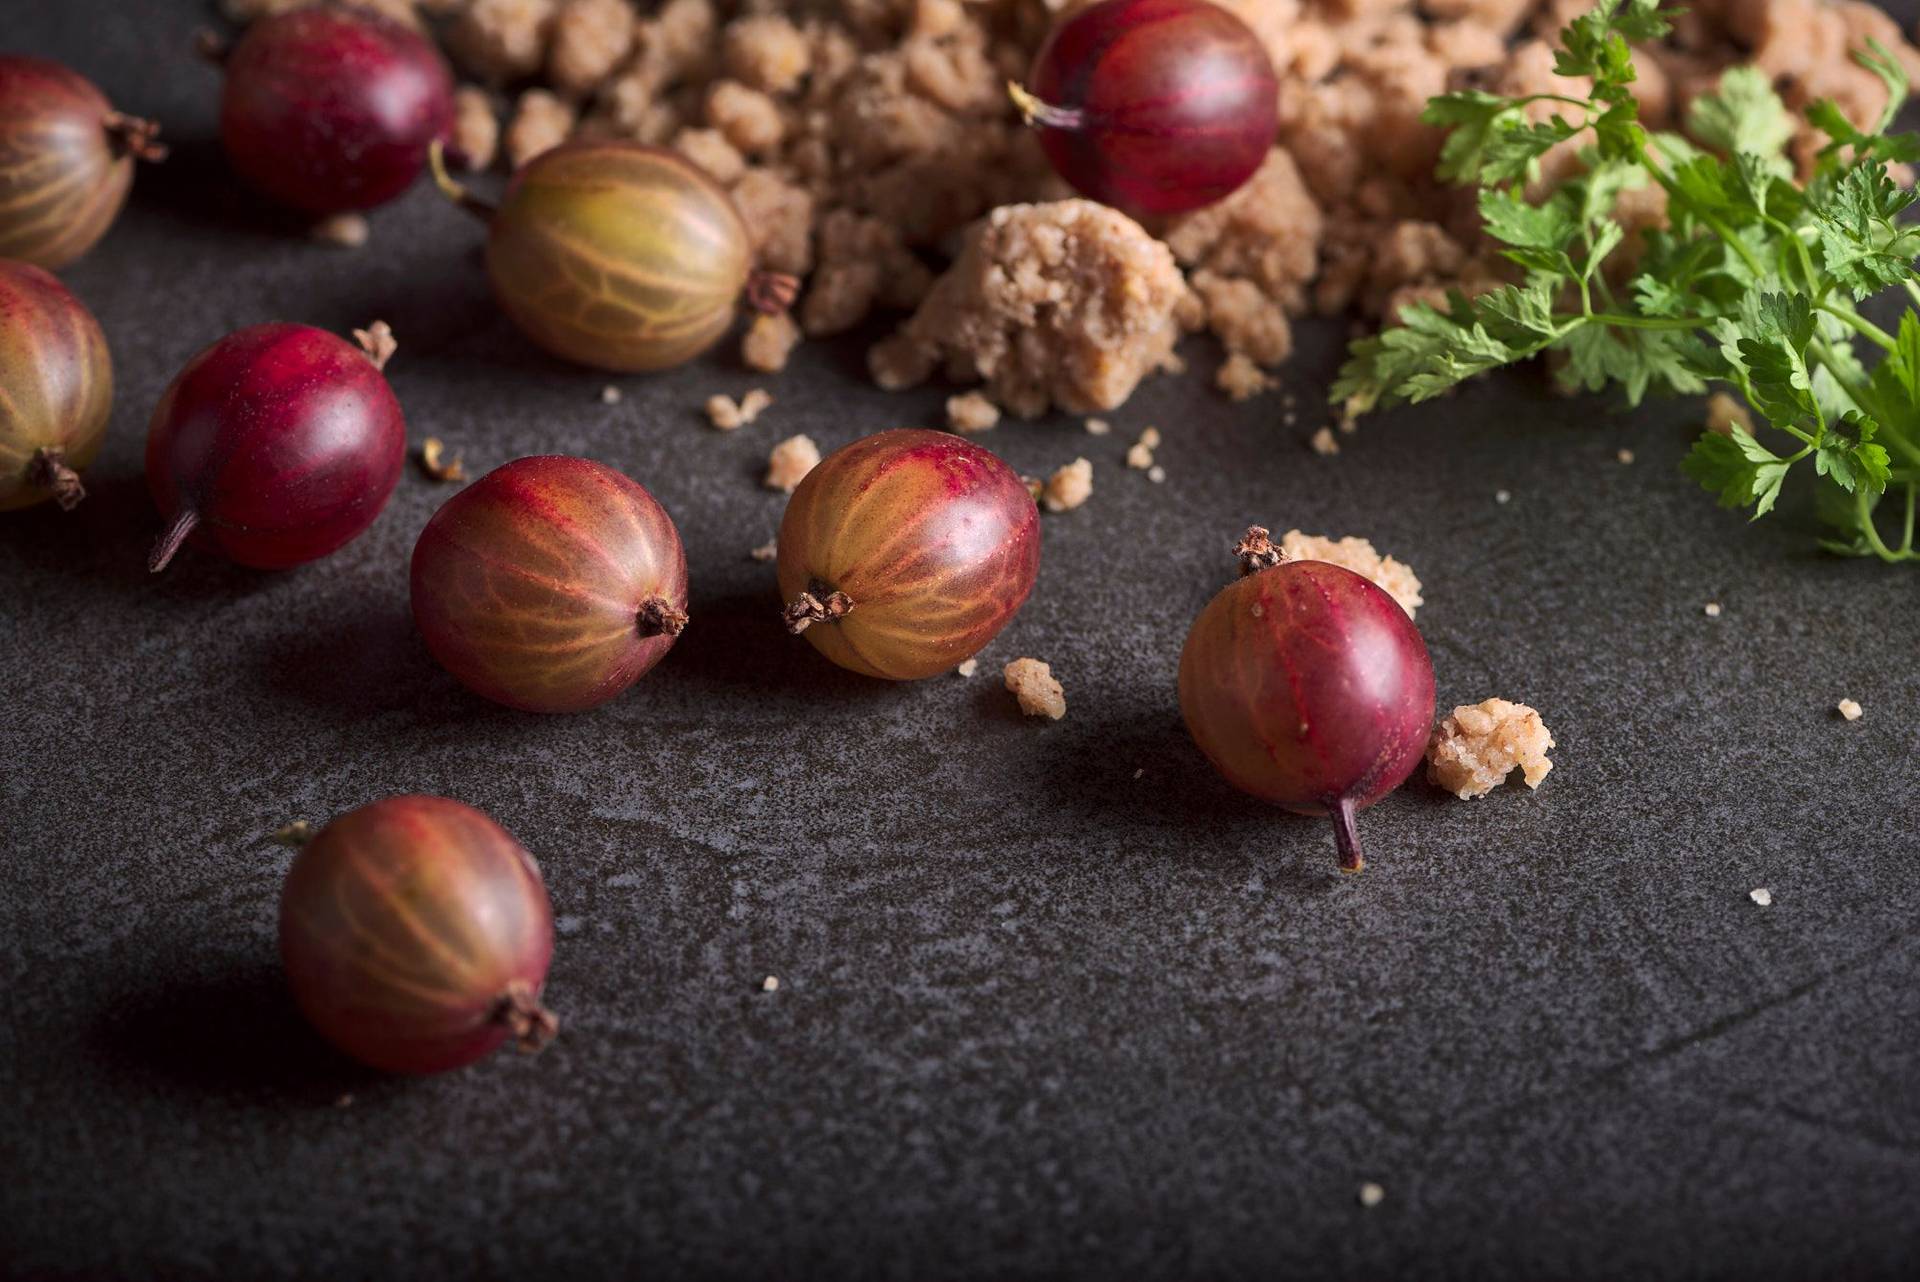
[1686,67,1793,161]
[1682,427,1791,517]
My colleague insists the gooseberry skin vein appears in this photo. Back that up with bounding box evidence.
[0,261,112,512]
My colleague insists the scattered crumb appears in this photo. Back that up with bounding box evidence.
[1495,489,1512,504]
[946,391,1001,434]
[1837,697,1864,722]
[334,1093,355,1109]
[310,212,368,248]
[1427,699,1556,799]
[1126,427,1160,471]
[1749,887,1773,907]
[504,87,576,170]
[741,310,800,373]
[1041,458,1093,513]
[418,437,467,483]
[448,86,498,171]
[600,384,622,405]
[749,540,777,562]
[270,820,311,848]
[764,434,819,491]
[761,975,780,992]
[1278,530,1423,618]
[707,388,773,430]
[1617,448,1636,465]
[1140,427,1162,448]
[1358,1182,1385,1209]
[956,658,978,678]
[1132,768,1144,780]
[1706,392,1753,438]
[1217,351,1277,401]
[1084,418,1111,436]
[1703,602,1722,617]
[1004,657,1066,720]
[1147,464,1166,484]
[1310,426,1340,456]
[1337,414,1358,437]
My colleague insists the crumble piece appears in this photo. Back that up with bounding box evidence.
[764,434,819,491]
[418,437,466,483]
[1218,352,1276,401]
[1041,458,1092,513]
[1749,888,1773,907]
[311,212,368,248]
[672,127,746,185]
[1706,392,1753,437]
[1495,489,1512,504]
[742,310,801,373]
[1837,698,1863,721]
[706,388,772,430]
[749,539,777,561]
[505,89,576,169]
[1310,427,1340,456]
[761,975,780,992]
[548,0,634,97]
[803,209,928,336]
[1004,658,1066,720]
[869,200,1192,417]
[1358,1183,1386,1209]
[1617,448,1636,465]
[1126,426,1160,470]
[449,87,499,170]
[706,80,785,155]
[447,0,556,85]
[1147,464,1166,483]
[731,169,815,276]
[723,14,810,95]
[946,391,1000,434]
[956,658,978,677]
[600,385,621,404]
[1279,529,1424,618]
[1084,418,1111,436]
[1704,601,1722,617]
[1427,699,1556,799]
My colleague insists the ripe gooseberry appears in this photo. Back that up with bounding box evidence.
[410,455,689,713]
[0,262,112,513]
[145,321,406,572]
[428,140,796,372]
[1178,527,1436,873]
[0,55,166,269]
[778,429,1040,680]
[279,794,557,1075]
[219,4,453,214]
[1011,0,1278,216]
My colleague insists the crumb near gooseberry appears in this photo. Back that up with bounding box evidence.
[749,540,777,562]
[419,437,467,483]
[1837,698,1863,721]
[764,434,819,491]
[1004,657,1066,720]
[1703,602,1722,617]
[1278,530,1422,618]
[1749,887,1773,907]
[600,385,622,404]
[1041,458,1093,512]
[311,212,369,247]
[956,658,978,677]
[761,975,780,992]
[946,391,1001,434]
[1147,464,1166,484]
[1427,699,1555,799]
[1309,427,1339,456]
[1358,1182,1385,1208]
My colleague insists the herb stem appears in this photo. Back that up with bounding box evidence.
[1856,488,1917,561]
[1904,484,1917,553]
[1817,303,1896,351]
[1583,311,1709,331]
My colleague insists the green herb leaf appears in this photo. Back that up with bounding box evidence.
[1815,412,1893,495]
[1687,67,1794,160]
[1682,427,1791,517]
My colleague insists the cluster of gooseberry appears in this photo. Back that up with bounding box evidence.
[1,2,1444,1077]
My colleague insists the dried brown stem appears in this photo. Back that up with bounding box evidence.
[1234,525,1286,577]
[783,588,853,634]
[103,111,168,163]
[495,979,559,1053]
[744,271,799,315]
[353,320,397,371]
[148,509,199,573]
[1331,796,1365,874]
[26,447,86,511]
[637,596,689,638]
[427,140,496,222]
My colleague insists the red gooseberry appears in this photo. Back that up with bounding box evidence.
[410,455,690,714]
[279,794,557,1075]
[0,261,112,512]
[778,429,1041,680]
[1178,528,1436,873]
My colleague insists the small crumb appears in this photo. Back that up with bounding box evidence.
[741,310,800,373]
[1147,464,1166,484]
[1427,699,1555,799]
[1358,1182,1385,1209]
[1132,768,1144,780]
[600,385,622,405]
[310,212,368,248]
[946,391,1001,434]
[1749,887,1773,907]
[1004,657,1066,720]
[1309,426,1340,456]
[1084,418,1111,436]
[1617,448,1636,465]
[270,820,311,848]
[956,658,978,678]
[418,437,467,483]
[764,434,819,491]
[1337,414,1358,437]
[1041,457,1093,513]
[1703,602,1722,617]
[749,540,778,562]
[334,1093,355,1109]
[1139,427,1161,449]
[448,86,499,171]
[1125,442,1154,469]
[1837,698,1863,722]
[761,975,780,992]
[707,389,772,430]
[739,388,773,421]
[1495,489,1512,504]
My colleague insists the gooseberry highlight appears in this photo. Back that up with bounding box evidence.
[429,140,796,372]
[145,321,407,571]
[0,262,112,513]
[777,429,1040,681]
[410,455,690,713]
[0,55,166,269]
[279,794,557,1075]
[1012,0,1278,216]
[220,4,453,214]
[1178,527,1436,873]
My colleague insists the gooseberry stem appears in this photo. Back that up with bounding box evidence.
[1007,81,1085,131]
[783,587,854,634]
[745,270,799,315]
[103,111,168,162]
[1234,525,1285,576]
[637,595,688,638]
[25,447,86,511]
[148,509,200,573]
[1331,796,1365,874]
[427,140,495,222]
[495,979,559,1053]
[352,320,397,371]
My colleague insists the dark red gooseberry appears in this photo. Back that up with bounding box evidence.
[1014,0,1278,216]
[0,55,165,269]
[145,321,406,572]
[410,455,690,714]
[429,140,796,373]
[0,261,112,512]
[279,794,557,1075]
[778,429,1041,681]
[1178,528,1435,873]
[221,4,453,215]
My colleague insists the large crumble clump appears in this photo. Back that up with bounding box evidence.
[1279,529,1424,619]
[1427,698,1556,798]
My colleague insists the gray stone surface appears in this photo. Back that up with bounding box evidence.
[3,4,1918,1279]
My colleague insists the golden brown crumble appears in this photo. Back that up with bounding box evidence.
[764,433,819,491]
[1279,529,1423,618]
[1427,699,1556,799]
[1004,657,1065,720]
[1040,457,1092,513]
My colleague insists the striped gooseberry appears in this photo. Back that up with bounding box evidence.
[0,261,112,513]
[778,429,1041,680]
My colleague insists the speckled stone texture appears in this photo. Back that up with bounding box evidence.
[3,5,1918,1279]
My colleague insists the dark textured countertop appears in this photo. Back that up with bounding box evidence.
[4,4,1917,1279]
